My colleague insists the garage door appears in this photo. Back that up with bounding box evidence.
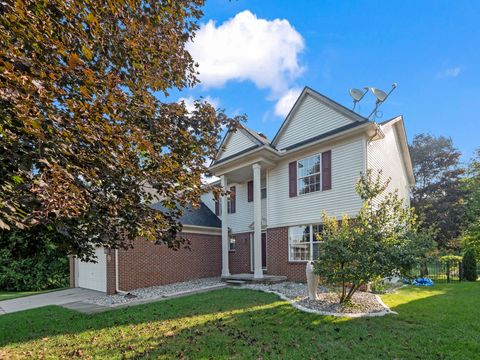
[77,247,107,292]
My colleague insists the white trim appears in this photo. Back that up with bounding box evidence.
[296,153,322,196]
[287,223,323,262]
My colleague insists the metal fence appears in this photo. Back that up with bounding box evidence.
[412,260,463,283]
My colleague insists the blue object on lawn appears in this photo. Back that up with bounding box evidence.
[412,277,434,286]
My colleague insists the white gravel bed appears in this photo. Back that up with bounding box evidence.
[243,282,392,317]
[85,277,223,306]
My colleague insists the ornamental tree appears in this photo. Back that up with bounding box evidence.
[0,1,241,260]
[314,170,432,303]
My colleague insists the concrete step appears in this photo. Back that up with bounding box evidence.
[225,280,247,286]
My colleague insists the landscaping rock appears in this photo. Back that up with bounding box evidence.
[85,277,223,306]
[243,282,387,315]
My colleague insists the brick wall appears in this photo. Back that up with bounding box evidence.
[106,249,116,295]
[229,232,251,274]
[116,232,221,292]
[69,256,75,288]
[266,226,306,282]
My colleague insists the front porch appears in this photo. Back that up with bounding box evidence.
[221,273,287,284]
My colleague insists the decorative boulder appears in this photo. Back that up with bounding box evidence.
[306,260,320,300]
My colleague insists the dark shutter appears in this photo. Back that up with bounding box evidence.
[289,161,297,197]
[230,186,236,213]
[247,180,253,202]
[322,150,332,191]
[214,197,220,216]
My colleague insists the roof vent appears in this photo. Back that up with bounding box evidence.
[258,132,267,139]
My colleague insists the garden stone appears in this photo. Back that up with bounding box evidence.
[306,261,320,300]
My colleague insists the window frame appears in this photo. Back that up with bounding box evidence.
[297,153,322,196]
[288,223,323,262]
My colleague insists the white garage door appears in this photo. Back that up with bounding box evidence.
[77,247,107,292]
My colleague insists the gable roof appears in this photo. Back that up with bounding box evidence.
[271,86,368,147]
[150,202,221,228]
[379,115,415,185]
[213,124,271,165]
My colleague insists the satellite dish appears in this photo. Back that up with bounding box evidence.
[350,88,366,101]
[349,88,368,110]
[367,83,398,120]
[370,88,388,102]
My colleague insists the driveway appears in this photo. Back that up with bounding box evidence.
[0,288,104,315]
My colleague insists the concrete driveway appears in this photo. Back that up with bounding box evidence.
[0,288,104,315]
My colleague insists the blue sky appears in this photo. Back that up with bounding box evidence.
[171,1,479,162]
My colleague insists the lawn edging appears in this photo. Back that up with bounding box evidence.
[233,287,398,318]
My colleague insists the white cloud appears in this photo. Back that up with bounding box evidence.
[188,10,305,95]
[436,66,461,79]
[178,96,219,113]
[274,88,302,117]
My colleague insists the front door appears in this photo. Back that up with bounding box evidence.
[250,232,267,271]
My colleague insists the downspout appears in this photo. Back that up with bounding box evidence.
[115,249,128,295]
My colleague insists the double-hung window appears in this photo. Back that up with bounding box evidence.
[288,224,323,261]
[297,154,321,195]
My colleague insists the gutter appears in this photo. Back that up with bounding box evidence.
[115,249,128,295]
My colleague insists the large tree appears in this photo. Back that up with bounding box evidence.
[461,149,480,257]
[0,1,239,259]
[409,134,467,249]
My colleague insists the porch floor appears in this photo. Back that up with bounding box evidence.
[221,273,287,284]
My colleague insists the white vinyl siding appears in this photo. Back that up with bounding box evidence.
[201,183,265,234]
[217,129,257,160]
[367,123,410,207]
[268,137,365,227]
[276,94,355,150]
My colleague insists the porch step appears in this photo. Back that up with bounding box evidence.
[225,280,247,286]
[222,274,287,284]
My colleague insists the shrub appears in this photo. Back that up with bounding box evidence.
[0,227,69,291]
[314,170,433,303]
[463,249,477,281]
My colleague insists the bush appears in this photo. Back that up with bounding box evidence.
[463,249,477,281]
[0,227,69,291]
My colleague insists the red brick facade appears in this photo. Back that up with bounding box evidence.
[69,256,75,288]
[266,226,307,282]
[70,226,308,295]
[114,232,221,293]
[229,227,308,282]
[229,232,251,274]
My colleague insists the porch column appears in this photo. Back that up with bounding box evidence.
[252,163,263,279]
[221,175,230,277]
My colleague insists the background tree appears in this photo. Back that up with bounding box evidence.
[409,134,467,250]
[0,1,240,260]
[461,148,480,258]
[314,171,432,304]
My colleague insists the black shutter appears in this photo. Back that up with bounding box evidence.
[247,181,253,202]
[230,186,236,213]
[289,161,297,197]
[214,197,220,216]
[322,150,332,191]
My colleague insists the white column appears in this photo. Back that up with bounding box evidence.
[221,175,230,277]
[252,163,263,278]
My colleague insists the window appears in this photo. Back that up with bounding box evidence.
[261,187,267,199]
[288,223,323,261]
[229,237,236,251]
[297,154,321,195]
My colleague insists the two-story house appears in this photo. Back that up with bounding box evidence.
[201,86,414,282]
[70,86,414,294]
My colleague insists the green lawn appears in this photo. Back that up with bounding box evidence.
[0,283,479,359]
[0,288,66,302]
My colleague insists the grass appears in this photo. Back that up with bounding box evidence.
[0,288,66,302]
[0,283,479,359]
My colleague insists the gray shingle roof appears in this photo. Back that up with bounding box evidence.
[150,201,221,228]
